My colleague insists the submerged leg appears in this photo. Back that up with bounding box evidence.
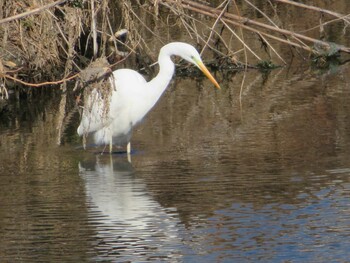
[109,136,113,154]
[127,142,131,163]
[127,142,131,154]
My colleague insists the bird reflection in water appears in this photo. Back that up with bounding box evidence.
[79,155,182,261]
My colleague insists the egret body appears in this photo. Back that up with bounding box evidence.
[77,42,220,154]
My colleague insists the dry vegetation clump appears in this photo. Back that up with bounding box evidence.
[152,0,350,68]
[0,0,131,87]
[0,0,350,91]
[0,0,81,80]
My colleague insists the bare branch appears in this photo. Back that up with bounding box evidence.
[0,0,67,25]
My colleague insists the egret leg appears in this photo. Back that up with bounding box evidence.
[126,142,131,163]
[109,136,113,154]
[127,142,131,154]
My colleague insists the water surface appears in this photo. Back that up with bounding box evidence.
[1,63,350,262]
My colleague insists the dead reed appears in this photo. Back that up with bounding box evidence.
[0,0,349,90]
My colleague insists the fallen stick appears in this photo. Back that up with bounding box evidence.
[272,0,350,24]
[162,0,350,54]
[2,72,80,87]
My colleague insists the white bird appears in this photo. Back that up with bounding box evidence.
[77,42,220,155]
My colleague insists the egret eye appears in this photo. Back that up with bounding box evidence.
[190,55,198,64]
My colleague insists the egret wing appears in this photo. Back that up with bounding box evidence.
[77,68,147,142]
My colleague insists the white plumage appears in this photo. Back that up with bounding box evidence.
[77,42,220,154]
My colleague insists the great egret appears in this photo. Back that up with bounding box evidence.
[77,42,220,154]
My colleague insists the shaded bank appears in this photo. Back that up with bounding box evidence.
[0,0,350,87]
[1,0,350,144]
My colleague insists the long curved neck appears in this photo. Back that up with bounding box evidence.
[146,45,175,104]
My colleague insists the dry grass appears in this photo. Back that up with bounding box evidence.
[0,0,349,89]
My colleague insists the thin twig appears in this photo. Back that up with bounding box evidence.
[91,0,98,58]
[0,0,67,24]
[162,2,229,58]
[272,0,350,25]
[162,0,350,54]
[54,20,82,72]
[221,19,262,61]
[2,72,80,87]
[300,14,350,34]
[200,0,230,56]
[257,33,287,64]
[232,0,247,111]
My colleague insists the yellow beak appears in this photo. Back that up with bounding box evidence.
[196,60,221,89]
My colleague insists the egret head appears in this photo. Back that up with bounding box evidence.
[166,42,221,89]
